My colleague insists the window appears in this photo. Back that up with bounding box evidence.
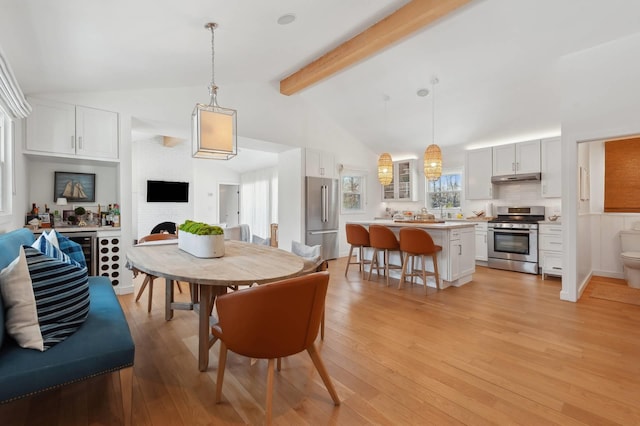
[427,173,462,210]
[341,170,366,214]
[0,108,11,216]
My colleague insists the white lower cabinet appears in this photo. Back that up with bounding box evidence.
[474,222,488,261]
[539,223,563,279]
[449,227,476,281]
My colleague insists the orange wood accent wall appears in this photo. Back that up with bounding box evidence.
[604,137,640,212]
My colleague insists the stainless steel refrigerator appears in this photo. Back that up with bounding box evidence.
[305,176,339,260]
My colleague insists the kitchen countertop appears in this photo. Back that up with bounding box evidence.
[32,226,120,234]
[352,220,476,230]
[538,220,562,225]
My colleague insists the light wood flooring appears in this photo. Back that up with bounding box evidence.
[1,260,640,425]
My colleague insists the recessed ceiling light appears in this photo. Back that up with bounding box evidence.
[277,14,296,25]
[417,88,429,97]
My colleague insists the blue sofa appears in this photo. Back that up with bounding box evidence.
[0,228,135,425]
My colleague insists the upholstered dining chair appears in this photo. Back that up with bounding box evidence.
[398,227,442,294]
[344,223,371,277]
[368,224,403,286]
[211,271,340,424]
[134,233,183,312]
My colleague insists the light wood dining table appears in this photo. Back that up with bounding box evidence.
[126,240,304,371]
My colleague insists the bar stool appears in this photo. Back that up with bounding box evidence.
[368,225,403,286]
[344,224,372,277]
[398,227,442,294]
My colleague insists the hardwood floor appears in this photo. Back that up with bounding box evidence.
[2,260,640,425]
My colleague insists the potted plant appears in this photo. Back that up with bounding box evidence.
[177,220,225,258]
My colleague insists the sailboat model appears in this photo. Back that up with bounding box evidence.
[62,180,88,199]
[72,182,88,199]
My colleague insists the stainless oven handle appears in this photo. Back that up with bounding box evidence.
[489,228,535,235]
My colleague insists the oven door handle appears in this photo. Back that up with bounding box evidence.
[489,228,535,234]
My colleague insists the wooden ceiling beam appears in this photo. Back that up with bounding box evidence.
[279,0,473,96]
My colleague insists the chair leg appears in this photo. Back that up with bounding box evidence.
[277,357,281,372]
[176,281,183,294]
[384,250,390,286]
[266,358,276,424]
[421,255,427,293]
[147,277,155,313]
[399,252,410,289]
[118,367,133,426]
[307,345,340,405]
[135,275,150,302]
[368,248,379,281]
[432,253,440,291]
[344,245,355,276]
[320,307,325,340]
[215,341,228,403]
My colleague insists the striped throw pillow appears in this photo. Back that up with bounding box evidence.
[52,230,87,268]
[1,236,89,351]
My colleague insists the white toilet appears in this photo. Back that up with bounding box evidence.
[620,230,640,288]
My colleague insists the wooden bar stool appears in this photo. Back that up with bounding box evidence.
[344,223,372,277]
[398,227,442,294]
[368,225,403,286]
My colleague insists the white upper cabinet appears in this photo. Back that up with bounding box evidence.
[465,147,493,200]
[492,140,540,176]
[382,159,420,202]
[26,98,119,160]
[305,148,336,178]
[541,137,562,198]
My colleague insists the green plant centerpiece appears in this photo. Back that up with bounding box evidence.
[177,220,225,258]
[73,206,87,226]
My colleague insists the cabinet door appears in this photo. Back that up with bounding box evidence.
[465,147,493,199]
[76,106,119,159]
[459,228,476,276]
[321,151,336,179]
[492,144,515,176]
[475,230,488,261]
[305,149,322,177]
[396,160,412,200]
[26,98,76,155]
[541,137,562,197]
[516,140,541,174]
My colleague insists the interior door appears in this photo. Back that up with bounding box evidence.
[219,184,240,227]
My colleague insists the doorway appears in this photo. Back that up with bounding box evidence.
[219,184,240,227]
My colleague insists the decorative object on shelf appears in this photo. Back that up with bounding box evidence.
[54,172,96,202]
[192,22,237,160]
[177,220,225,258]
[377,153,393,185]
[423,77,442,181]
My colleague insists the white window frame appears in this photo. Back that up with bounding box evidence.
[0,107,13,220]
[426,171,462,215]
[340,168,367,214]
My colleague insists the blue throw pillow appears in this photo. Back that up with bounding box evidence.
[32,234,83,269]
[52,230,87,268]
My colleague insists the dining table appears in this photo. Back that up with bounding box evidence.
[126,239,304,371]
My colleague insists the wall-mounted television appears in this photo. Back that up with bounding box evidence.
[146,180,189,203]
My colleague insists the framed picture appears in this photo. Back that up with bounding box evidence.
[38,213,51,224]
[54,172,96,202]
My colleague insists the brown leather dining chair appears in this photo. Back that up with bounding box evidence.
[344,223,372,277]
[398,227,442,294]
[134,233,183,312]
[211,271,340,424]
[368,224,403,286]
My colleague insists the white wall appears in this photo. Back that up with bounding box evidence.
[561,31,640,301]
[277,148,304,253]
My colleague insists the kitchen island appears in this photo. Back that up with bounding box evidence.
[348,220,476,289]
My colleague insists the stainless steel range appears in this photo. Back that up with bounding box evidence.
[487,206,545,274]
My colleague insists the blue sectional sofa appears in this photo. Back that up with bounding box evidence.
[0,228,135,425]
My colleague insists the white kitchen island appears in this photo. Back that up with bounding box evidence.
[349,220,476,289]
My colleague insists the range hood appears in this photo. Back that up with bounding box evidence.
[491,172,541,184]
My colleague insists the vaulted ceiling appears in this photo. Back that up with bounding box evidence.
[2,0,640,164]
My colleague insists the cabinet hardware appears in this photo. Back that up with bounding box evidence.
[78,136,83,149]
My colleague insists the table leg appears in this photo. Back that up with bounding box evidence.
[198,285,227,372]
[165,278,174,321]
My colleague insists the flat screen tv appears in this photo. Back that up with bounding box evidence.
[146,180,189,203]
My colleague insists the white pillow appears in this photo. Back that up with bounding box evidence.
[291,241,321,258]
[0,247,42,350]
[43,229,60,248]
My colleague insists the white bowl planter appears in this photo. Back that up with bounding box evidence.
[178,232,225,258]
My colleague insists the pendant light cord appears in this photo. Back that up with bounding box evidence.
[207,23,219,106]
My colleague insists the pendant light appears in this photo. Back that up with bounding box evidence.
[424,77,442,181]
[378,95,393,185]
[192,23,237,160]
[378,153,393,185]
